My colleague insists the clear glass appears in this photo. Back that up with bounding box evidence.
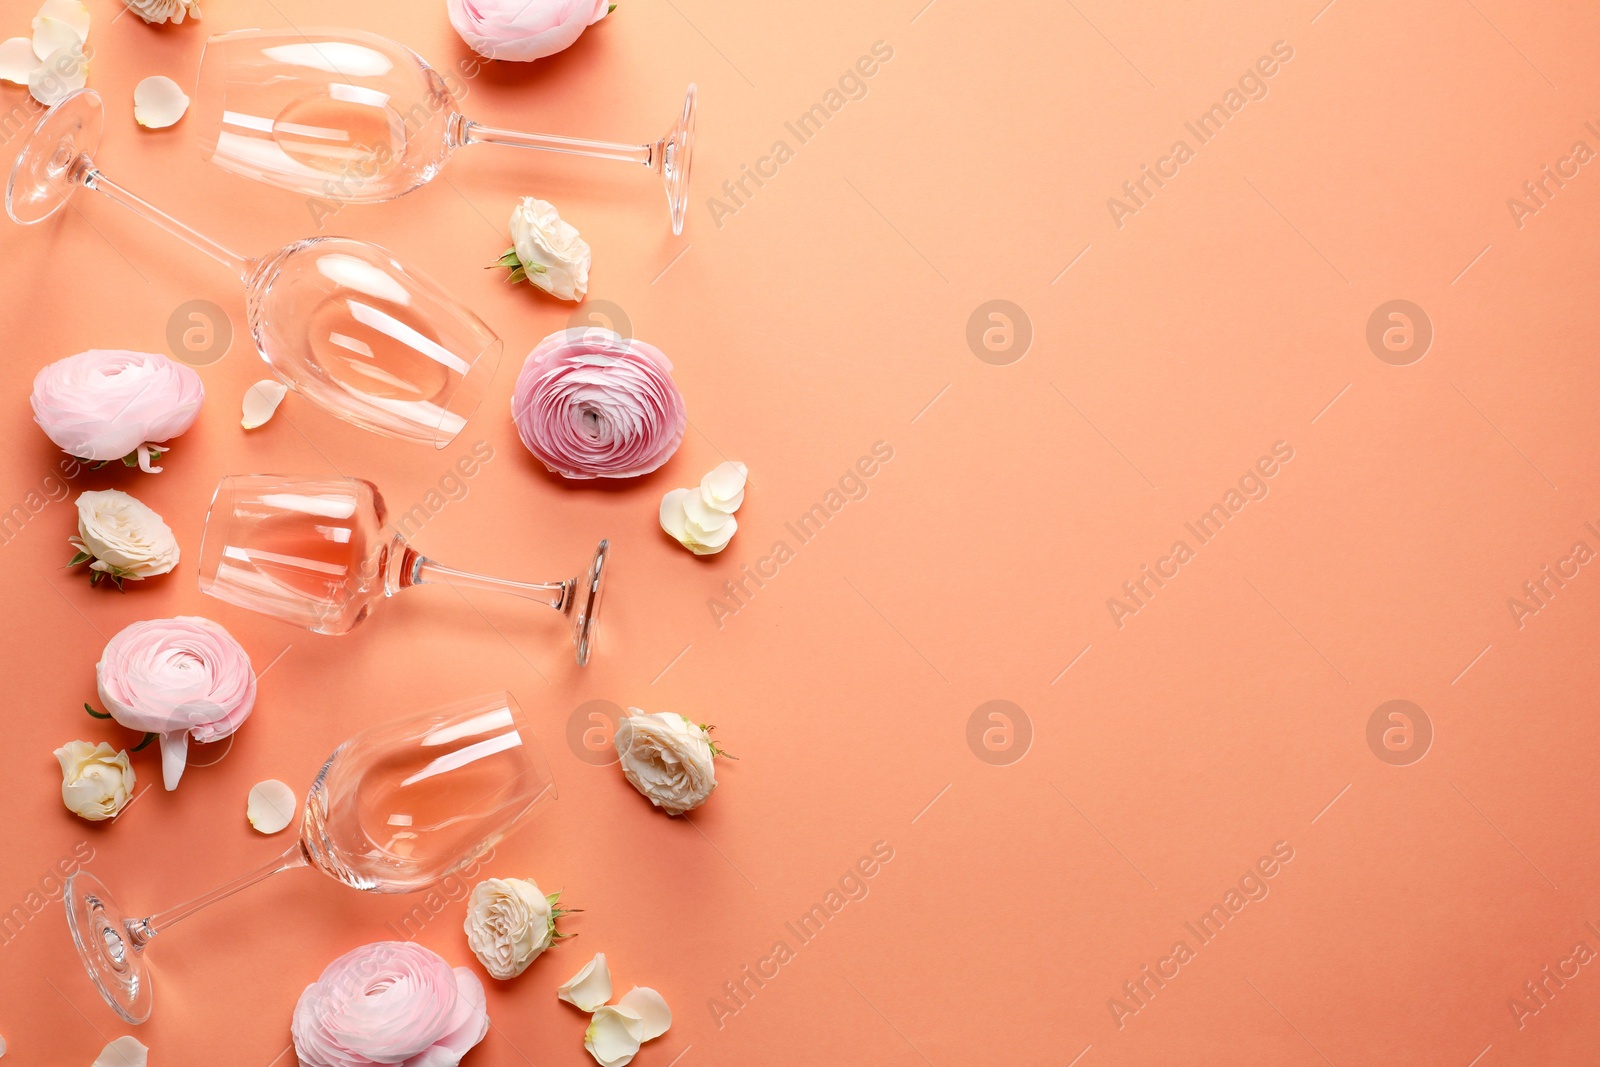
[66,692,555,1024]
[5,89,501,447]
[194,28,697,235]
[197,474,607,665]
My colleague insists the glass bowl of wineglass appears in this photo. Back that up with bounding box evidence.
[6,88,502,447]
[66,692,555,1024]
[195,27,697,234]
[197,474,608,665]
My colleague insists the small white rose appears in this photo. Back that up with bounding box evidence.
[618,986,672,1041]
[465,877,570,980]
[503,197,591,302]
[55,741,135,821]
[92,1036,148,1067]
[660,487,737,556]
[699,461,748,513]
[71,489,179,586]
[241,379,288,429]
[558,952,613,1012]
[584,1005,644,1067]
[614,711,719,816]
[246,780,296,834]
[119,0,200,25]
[133,75,189,128]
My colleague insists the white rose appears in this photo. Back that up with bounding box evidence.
[464,877,566,979]
[119,0,200,24]
[54,741,135,821]
[507,197,591,302]
[614,711,718,816]
[73,489,179,582]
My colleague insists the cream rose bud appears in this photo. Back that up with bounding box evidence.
[73,490,179,581]
[465,877,564,979]
[615,711,718,816]
[55,741,135,821]
[507,198,591,302]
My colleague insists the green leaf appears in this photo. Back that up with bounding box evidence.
[507,267,528,285]
[527,262,547,274]
[608,3,616,11]
[130,731,158,753]
[122,453,140,468]
[84,703,111,719]
[67,550,92,568]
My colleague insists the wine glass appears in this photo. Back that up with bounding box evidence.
[6,89,501,447]
[197,474,608,666]
[194,28,697,235]
[66,691,556,1024]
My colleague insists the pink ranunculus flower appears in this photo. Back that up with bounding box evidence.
[448,0,610,62]
[292,941,489,1067]
[31,349,204,472]
[512,327,687,479]
[96,616,257,791]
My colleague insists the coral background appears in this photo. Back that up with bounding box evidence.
[4,0,1600,1064]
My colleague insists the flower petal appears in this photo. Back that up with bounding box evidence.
[241,379,288,429]
[699,461,748,513]
[659,488,691,542]
[92,1036,148,1067]
[35,0,90,42]
[31,15,79,61]
[29,43,85,106]
[133,75,190,128]
[558,952,613,1012]
[0,38,38,84]
[247,779,297,834]
[584,1006,644,1067]
[685,513,736,554]
[618,987,671,1042]
[682,491,734,532]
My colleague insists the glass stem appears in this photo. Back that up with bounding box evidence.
[124,843,306,948]
[406,555,573,613]
[75,159,254,281]
[455,116,657,169]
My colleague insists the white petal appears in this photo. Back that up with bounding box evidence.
[35,0,89,42]
[31,17,78,61]
[699,461,748,512]
[246,779,296,834]
[584,1006,644,1067]
[241,379,288,428]
[682,492,734,532]
[659,488,691,542]
[29,43,85,106]
[618,987,671,1041]
[558,952,613,1012]
[92,1036,148,1067]
[686,513,736,554]
[0,38,37,84]
[133,75,189,128]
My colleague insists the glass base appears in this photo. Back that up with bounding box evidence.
[6,87,100,225]
[662,85,696,236]
[573,540,608,667]
[64,870,152,1024]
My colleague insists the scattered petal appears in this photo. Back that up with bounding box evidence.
[558,952,613,1012]
[29,43,86,106]
[682,491,734,532]
[584,1005,644,1067]
[31,16,78,61]
[659,488,692,542]
[35,0,90,42]
[618,986,671,1041]
[685,513,736,555]
[133,75,189,128]
[241,379,288,429]
[0,38,37,84]
[699,461,748,513]
[92,1036,148,1067]
[247,779,296,834]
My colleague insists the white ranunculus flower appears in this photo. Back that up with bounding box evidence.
[72,490,179,585]
[119,0,199,24]
[465,877,568,979]
[614,711,719,816]
[505,197,591,302]
[54,740,135,821]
